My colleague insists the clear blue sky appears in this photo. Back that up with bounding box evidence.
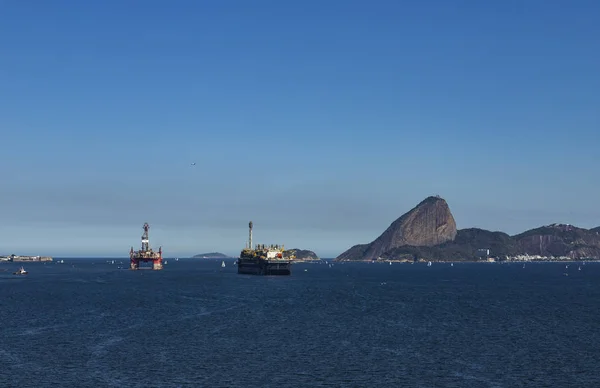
[1,0,599,258]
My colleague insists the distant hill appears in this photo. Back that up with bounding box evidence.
[192,252,230,259]
[283,249,319,261]
[513,224,600,258]
[335,196,600,261]
[337,196,457,261]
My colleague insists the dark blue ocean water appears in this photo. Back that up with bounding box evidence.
[1,259,599,387]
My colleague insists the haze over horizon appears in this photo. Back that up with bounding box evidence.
[2,1,599,258]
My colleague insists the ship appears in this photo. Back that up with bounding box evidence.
[13,266,28,275]
[237,221,293,276]
[129,223,163,270]
[5,255,53,262]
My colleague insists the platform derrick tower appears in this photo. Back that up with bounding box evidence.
[129,222,163,270]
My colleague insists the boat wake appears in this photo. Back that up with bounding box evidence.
[17,323,70,337]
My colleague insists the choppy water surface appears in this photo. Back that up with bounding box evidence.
[1,259,599,387]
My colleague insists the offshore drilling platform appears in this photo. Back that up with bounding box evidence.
[129,223,163,270]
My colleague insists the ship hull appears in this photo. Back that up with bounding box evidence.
[237,258,291,276]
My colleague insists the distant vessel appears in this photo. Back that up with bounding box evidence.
[221,260,226,268]
[13,266,28,275]
[8,255,52,262]
[237,221,292,276]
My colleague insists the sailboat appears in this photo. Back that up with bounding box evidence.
[221,260,226,268]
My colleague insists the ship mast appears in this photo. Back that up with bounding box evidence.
[249,221,253,250]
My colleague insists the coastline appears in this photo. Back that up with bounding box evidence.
[334,258,600,264]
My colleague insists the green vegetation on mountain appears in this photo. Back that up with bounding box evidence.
[283,249,319,261]
[383,229,519,261]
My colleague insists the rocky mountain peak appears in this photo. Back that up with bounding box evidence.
[336,195,457,261]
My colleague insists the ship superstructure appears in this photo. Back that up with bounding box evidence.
[238,221,292,275]
[129,223,163,270]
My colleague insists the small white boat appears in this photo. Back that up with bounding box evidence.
[221,260,226,268]
[13,266,28,275]
[427,261,432,267]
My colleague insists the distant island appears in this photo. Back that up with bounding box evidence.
[336,195,600,262]
[284,249,320,262]
[192,252,230,259]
